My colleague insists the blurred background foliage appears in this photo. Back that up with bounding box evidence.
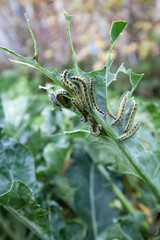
[0,0,160,240]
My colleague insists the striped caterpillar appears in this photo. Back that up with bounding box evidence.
[50,91,72,110]
[61,70,85,109]
[71,98,89,123]
[123,100,137,133]
[107,106,117,119]
[88,115,102,137]
[90,78,106,118]
[71,98,102,135]
[117,123,140,141]
[70,76,92,111]
[111,91,129,126]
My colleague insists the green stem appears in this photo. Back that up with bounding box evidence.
[66,17,79,75]
[89,164,98,240]
[97,165,134,213]
[25,13,39,65]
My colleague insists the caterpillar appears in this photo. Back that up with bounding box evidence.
[88,115,102,137]
[70,76,92,111]
[50,92,62,111]
[123,100,137,133]
[89,78,106,117]
[111,91,129,126]
[90,123,102,137]
[71,98,88,122]
[50,91,72,110]
[55,90,72,109]
[107,106,117,119]
[61,70,85,109]
[117,123,140,141]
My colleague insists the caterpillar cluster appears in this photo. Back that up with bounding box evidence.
[50,70,104,137]
[107,92,140,141]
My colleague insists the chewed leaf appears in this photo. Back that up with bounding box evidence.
[0,46,37,66]
[119,66,144,94]
[128,70,144,94]
[106,62,125,86]
[110,21,128,44]
[106,61,143,91]
[0,46,61,85]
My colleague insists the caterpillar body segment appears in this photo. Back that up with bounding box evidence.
[111,91,129,126]
[123,100,137,133]
[90,123,102,137]
[89,78,106,118]
[70,76,92,111]
[117,123,140,141]
[55,90,72,109]
[71,98,88,123]
[118,91,130,117]
[88,115,102,137]
[50,92,57,105]
[61,70,85,109]
[107,106,117,120]
[50,92,62,111]
[88,115,97,124]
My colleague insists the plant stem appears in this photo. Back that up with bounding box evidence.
[25,13,39,65]
[97,165,134,213]
[89,164,98,240]
[66,17,79,75]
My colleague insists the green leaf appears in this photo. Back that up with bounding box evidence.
[48,201,87,240]
[54,176,76,210]
[0,181,51,240]
[65,221,87,240]
[66,146,119,237]
[122,68,144,94]
[98,211,146,240]
[0,138,37,195]
[106,62,143,91]
[119,211,146,240]
[3,95,44,138]
[110,21,128,44]
[43,142,69,174]
[85,142,115,165]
